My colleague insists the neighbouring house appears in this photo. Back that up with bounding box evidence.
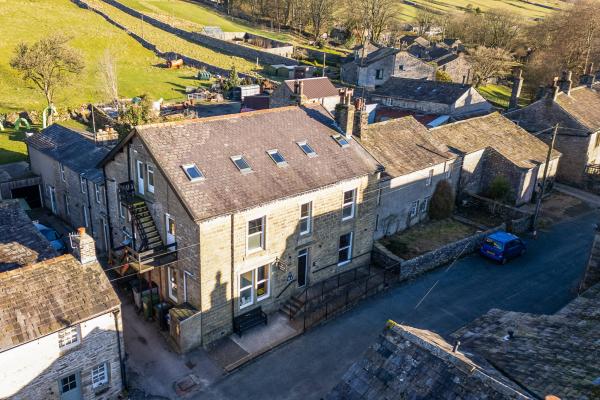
[0,200,58,272]
[269,77,341,113]
[0,161,42,208]
[435,52,473,84]
[350,113,459,238]
[26,124,118,254]
[430,112,561,205]
[505,70,600,185]
[369,77,492,121]
[99,104,381,349]
[327,321,531,399]
[0,202,124,400]
[402,37,472,84]
[341,43,436,88]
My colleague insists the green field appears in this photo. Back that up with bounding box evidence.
[478,84,530,109]
[0,0,220,114]
[0,128,29,164]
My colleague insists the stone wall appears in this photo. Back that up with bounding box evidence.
[439,55,472,84]
[0,311,123,400]
[95,0,297,67]
[373,225,505,279]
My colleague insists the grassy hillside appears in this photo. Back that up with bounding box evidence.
[0,0,211,114]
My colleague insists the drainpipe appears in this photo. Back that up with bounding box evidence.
[85,180,94,237]
[126,142,136,250]
[230,213,235,332]
[112,309,127,390]
[102,167,115,251]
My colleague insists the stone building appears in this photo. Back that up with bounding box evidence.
[341,44,435,88]
[0,203,124,400]
[505,70,600,185]
[351,115,459,238]
[99,105,381,349]
[26,124,118,253]
[369,77,492,120]
[430,112,561,205]
[269,77,341,113]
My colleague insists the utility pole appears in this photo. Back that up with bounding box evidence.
[532,123,559,236]
[322,52,326,77]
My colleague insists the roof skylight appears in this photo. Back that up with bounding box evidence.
[231,155,252,173]
[182,163,205,182]
[267,149,287,166]
[297,141,317,158]
[332,134,350,148]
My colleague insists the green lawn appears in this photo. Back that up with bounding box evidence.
[477,84,531,109]
[0,0,224,114]
[0,128,30,164]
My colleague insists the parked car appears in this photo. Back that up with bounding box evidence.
[33,222,67,253]
[480,231,526,264]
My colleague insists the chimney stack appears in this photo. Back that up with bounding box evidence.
[580,63,596,88]
[293,80,306,105]
[71,227,97,265]
[558,70,572,95]
[353,97,369,140]
[508,68,523,110]
[546,77,560,102]
[335,88,355,137]
[452,340,461,353]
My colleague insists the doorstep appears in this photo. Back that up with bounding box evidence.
[207,311,302,373]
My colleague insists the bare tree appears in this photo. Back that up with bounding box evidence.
[308,0,335,40]
[469,46,513,87]
[414,9,436,36]
[99,49,119,108]
[10,35,84,123]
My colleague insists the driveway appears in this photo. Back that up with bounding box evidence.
[196,210,598,400]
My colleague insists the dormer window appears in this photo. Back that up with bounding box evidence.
[332,134,350,148]
[182,163,204,181]
[231,155,252,173]
[297,141,317,157]
[267,149,287,166]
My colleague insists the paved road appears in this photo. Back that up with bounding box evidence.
[197,210,598,400]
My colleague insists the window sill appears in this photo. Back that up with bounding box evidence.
[93,384,110,396]
[239,302,254,310]
[341,216,354,222]
[337,260,351,267]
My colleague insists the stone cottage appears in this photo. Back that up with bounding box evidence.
[505,70,600,185]
[0,202,124,400]
[26,125,118,254]
[369,77,492,120]
[430,112,561,205]
[98,105,381,349]
[341,43,435,88]
[350,114,459,238]
[269,77,341,113]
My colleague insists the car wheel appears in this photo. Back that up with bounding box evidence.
[501,257,508,265]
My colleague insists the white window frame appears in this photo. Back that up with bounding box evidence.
[91,362,109,390]
[410,200,419,218]
[80,175,86,193]
[338,232,353,266]
[58,325,80,350]
[426,169,433,186]
[238,265,270,309]
[267,149,287,166]
[182,163,205,181]
[168,267,178,302]
[231,155,252,173]
[420,196,430,214]
[239,270,254,309]
[247,216,265,253]
[332,134,350,148]
[147,165,155,193]
[299,201,312,235]
[119,202,126,219]
[297,141,317,157]
[375,69,384,79]
[342,189,356,221]
[59,163,66,182]
[94,183,101,204]
[445,163,452,179]
[48,185,57,214]
[255,264,270,301]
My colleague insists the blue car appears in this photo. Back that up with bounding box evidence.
[34,222,67,253]
[480,231,526,264]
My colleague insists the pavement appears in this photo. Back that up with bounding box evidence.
[555,182,600,207]
[193,209,599,400]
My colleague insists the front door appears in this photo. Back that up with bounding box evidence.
[59,372,82,400]
[166,214,176,250]
[136,160,145,195]
[168,267,178,302]
[298,248,309,288]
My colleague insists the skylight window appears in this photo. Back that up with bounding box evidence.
[332,134,350,148]
[182,163,205,181]
[231,155,252,173]
[267,149,287,166]
[297,141,317,158]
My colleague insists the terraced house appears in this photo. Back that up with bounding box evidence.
[99,105,381,349]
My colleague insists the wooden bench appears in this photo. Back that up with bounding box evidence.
[233,306,267,337]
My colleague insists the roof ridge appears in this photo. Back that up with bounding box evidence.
[429,111,500,130]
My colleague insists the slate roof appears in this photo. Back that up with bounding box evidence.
[27,124,112,183]
[453,283,600,399]
[430,112,560,169]
[0,254,120,351]
[283,77,339,100]
[371,77,471,105]
[506,83,600,135]
[108,105,380,221]
[359,47,401,66]
[327,321,530,400]
[360,116,454,177]
[0,200,58,272]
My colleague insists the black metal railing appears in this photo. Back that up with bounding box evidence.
[585,164,600,176]
[118,180,135,204]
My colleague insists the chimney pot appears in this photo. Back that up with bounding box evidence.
[452,341,460,353]
[78,227,86,235]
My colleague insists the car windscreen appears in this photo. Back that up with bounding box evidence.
[484,238,503,249]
